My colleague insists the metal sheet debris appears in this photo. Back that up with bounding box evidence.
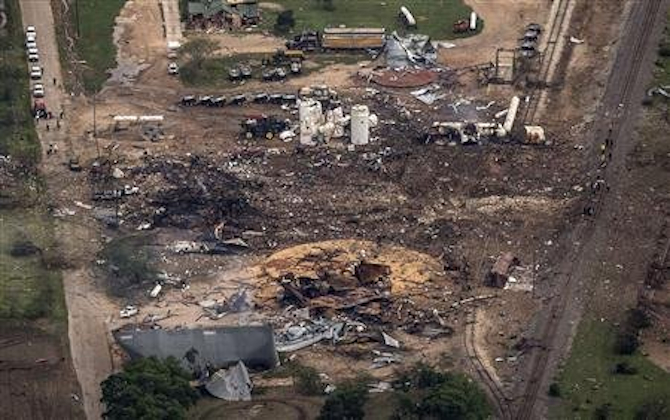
[205,361,253,401]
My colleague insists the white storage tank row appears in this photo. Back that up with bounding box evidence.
[299,100,375,146]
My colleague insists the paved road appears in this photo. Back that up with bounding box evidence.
[19,1,112,419]
[160,0,182,46]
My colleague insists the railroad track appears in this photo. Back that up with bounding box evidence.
[464,311,513,420]
[522,0,572,124]
[515,1,665,419]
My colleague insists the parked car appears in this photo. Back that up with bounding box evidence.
[30,65,42,79]
[28,53,39,62]
[168,62,179,75]
[119,305,139,318]
[32,83,44,98]
[26,39,37,49]
[240,65,252,79]
[27,47,38,56]
[25,25,36,38]
[228,67,241,81]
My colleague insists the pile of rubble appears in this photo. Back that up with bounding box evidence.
[123,155,258,231]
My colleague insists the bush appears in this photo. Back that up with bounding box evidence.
[548,382,562,398]
[293,364,324,396]
[100,235,158,296]
[615,330,640,355]
[613,361,638,375]
[318,381,368,420]
[635,399,670,420]
[274,10,295,34]
[627,308,652,330]
[594,403,613,420]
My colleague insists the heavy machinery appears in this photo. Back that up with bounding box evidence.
[286,31,321,51]
[240,115,289,139]
[264,49,305,66]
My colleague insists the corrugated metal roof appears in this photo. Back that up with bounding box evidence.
[114,326,279,373]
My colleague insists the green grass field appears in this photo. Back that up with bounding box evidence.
[70,0,126,92]
[553,317,670,419]
[0,210,66,321]
[260,0,480,40]
[654,11,670,86]
[0,1,66,326]
[0,0,40,164]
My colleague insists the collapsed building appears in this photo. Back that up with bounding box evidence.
[114,325,279,374]
[187,0,259,29]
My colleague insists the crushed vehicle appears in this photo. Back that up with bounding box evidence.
[198,95,213,106]
[230,94,247,105]
[180,95,197,106]
[262,67,287,82]
[286,31,321,51]
[253,93,270,103]
[229,67,242,81]
[210,96,226,107]
[240,115,290,139]
[240,65,253,79]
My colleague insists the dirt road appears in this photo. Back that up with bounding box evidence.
[515,0,670,418]
[19,0,113,419]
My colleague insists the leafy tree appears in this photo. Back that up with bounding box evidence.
[635,398,670,420]
[292,364,324,396]
[314,0,336,11]
[548,382,562,397]
[179,38,218,69]
[615,330,640,355]
[101,235,158,296]
[594,403,613,420]
[392,364,492,420]
[274,10,296,34]
[101,357,198,420]
[318,380,368,420]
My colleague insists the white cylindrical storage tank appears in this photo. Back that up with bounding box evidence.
[299,99,322,146]
[470,12,478,31]
[503,96,521,133]
[351,104,370,145]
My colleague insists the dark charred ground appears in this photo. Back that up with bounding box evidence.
[95,95,587,285]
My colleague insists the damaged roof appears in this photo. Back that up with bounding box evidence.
[114,326,279,372]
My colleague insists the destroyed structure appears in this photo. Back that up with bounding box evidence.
[114,326,279,373]
[187,0,259,28]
